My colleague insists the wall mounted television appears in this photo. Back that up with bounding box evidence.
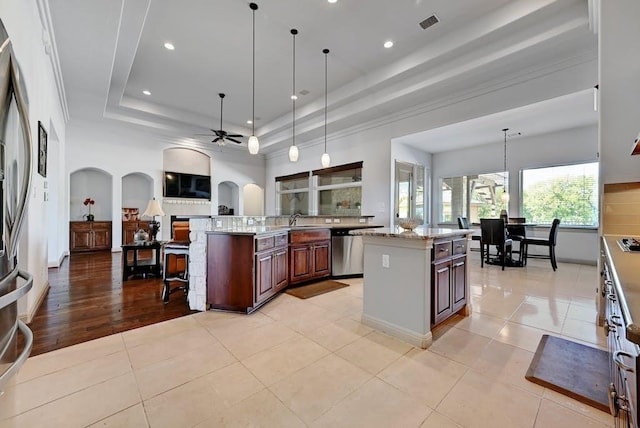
[164,171,211,200]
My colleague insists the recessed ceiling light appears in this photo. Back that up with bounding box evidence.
[164,42,175,50]
[383,40,394,49]
[142,90,151,95]
[291,95,298,100]
[247,120,253,124]
[328,0,337,3]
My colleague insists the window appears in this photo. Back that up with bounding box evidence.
[521,162,598,226]
[440,172,508,223]
[394,161,425,223]
[276,172,310,215]
[314,162,363,215]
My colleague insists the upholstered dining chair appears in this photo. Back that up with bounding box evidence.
[480,218,513,270]
[458,217,482,249]
[506,217,526,263]
[522,218,561,271]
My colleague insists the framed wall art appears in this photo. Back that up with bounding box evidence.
[38,121,47,177]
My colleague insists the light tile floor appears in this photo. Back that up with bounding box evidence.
[0,256,613,427]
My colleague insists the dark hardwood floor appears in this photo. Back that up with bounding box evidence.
[21,251,195,356]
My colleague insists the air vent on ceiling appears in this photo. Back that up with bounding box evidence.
[299,89,310,96]
[419,14,439,30]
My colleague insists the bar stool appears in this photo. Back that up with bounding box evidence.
[162,242,189,304]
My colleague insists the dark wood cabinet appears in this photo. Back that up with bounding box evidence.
[122,221,150,244]
[207,231,288,313]
[432,237,467,326]
[70,221,112,252]
[288,229,331,286]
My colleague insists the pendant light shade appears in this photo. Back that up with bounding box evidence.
[289,28,298,162]
[289,144,299,162]
[321,152,330,168]
[321,48,330,168]
[501,128,509,204]
[248,3,259,155]
[248,135,259,154]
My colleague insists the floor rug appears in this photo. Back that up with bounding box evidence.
[525,334,610,413]
[285,280,349,299]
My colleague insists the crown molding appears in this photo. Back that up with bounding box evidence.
[38,0,69,121]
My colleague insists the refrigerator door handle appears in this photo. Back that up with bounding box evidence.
[0,268,33,310]
[0,270,33,393]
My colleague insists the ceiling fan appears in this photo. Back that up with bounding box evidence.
[198,93,243,146]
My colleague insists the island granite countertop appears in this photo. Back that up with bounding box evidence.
[350,227,474,240]
[206,224,383,236]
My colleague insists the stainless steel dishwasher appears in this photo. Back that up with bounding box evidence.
[331,228,365,277]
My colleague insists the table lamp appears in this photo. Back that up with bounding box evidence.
[142,198,165,242]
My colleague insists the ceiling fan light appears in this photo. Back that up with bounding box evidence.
[321,152,331,168]
[289,145,299,162]
[248,135,260,154]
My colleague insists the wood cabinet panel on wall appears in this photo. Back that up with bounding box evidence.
[70,221,112,252]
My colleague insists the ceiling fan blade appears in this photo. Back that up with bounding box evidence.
[212,137,221,143]
[227,134,244,138]
[227,138,243,144]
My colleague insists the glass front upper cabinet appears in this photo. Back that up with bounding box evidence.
[314,162,363,216]
[276,172,310,215]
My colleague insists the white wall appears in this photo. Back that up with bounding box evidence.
[432,125,599,263]
[599,0,640,186]
[66,118,266,246]
[122,173,152,215]
[1,1,68,321]
[243,184,264,216]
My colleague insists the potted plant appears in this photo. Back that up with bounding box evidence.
[83,197,95,221]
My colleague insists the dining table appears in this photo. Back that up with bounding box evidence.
[476,220,537,268]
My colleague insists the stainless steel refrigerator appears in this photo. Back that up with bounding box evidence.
[0,18,34,394]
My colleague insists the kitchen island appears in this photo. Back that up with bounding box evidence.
[350,227,474,349]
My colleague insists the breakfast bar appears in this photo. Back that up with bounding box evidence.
[350,227,474,349]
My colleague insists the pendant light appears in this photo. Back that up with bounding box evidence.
[321,48,331,168]
[500,128,510,204]
[247,3,260,154]
[288,29,299,162]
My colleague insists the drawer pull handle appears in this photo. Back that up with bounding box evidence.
[610,315,623,327]
[439,248,449,252]
[604,319,615,336]
[614,351,635,372]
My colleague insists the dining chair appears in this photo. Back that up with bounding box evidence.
[522,218,561,271]
[480,218,513,270]
[458,217,482,249]
[506,217,526,263]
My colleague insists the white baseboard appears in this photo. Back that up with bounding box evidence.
[19,282,50,324]
[361,313,432,349]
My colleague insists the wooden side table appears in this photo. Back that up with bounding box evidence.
[121,241,163,281]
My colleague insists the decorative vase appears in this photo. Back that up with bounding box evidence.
[134,229,149,243]
[85,214,94,222]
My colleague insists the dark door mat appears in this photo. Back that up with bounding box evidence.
[285,280,349,299]
[525,334,610,413]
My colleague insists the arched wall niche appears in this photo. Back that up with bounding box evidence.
[122,172,153,218]
[218,181,239,215]
[70,168,113,221]
[243,183,264,216]
[163,147,211,175]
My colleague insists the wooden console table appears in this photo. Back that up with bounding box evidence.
[121,241,163,281]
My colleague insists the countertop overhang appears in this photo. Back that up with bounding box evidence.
[205,224,383,236]
[350,227,474,240]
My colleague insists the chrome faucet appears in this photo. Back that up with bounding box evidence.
[289,213,302,226]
